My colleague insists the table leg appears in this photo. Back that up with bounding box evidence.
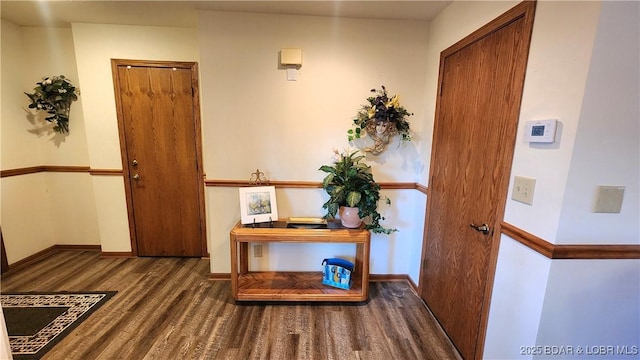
[355,240,370,300]
[239,242,249,274]
[230,235,238,298]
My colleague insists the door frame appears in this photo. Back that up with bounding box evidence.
[419,2,536,358]
[111,59,207,257]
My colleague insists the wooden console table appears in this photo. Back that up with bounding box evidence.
[230,220,370,302]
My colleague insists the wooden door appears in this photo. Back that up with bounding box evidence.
[112,60,206,257]
[419,2,536,359]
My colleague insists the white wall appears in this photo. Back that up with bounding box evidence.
[19,26,99,248]
[504,1,601,243]
[71,23,200,252]
[534,2,640,358]
[536,260,639,360]
[18,27,90,165]
[197,10,429,277]
[1,20,100,262]
[0,174,55,263]
[198,10,428,182]
[555,0,639,246]
[485,237,551,360]
[483,1,640,359]
[1,20,53,263]
[1,21,44,169]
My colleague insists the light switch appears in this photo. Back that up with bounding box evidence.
[286,66,297,81]
[594,186,625,213]
[512,176,536,205]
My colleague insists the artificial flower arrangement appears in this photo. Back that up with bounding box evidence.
[319,148,396,234]
[25,75,79,134]
[347,85,412,155]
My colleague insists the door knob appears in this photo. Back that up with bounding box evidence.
[133,173,141,180]
[132,159,138,166]
[470,223,490,235]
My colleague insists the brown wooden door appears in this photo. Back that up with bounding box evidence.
[113,60,206,257]
[419,2,536,359]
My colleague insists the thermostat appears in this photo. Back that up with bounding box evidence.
[524,119,557,143]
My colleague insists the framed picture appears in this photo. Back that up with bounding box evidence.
[239,186,278,224]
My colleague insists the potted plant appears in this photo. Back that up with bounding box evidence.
[25,75,79,134]
[319,148,396,234]
[347,85,413,155]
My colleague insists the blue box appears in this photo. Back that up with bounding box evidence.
[322,258,354,290]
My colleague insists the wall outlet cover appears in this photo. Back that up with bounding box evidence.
[253,244,263,257]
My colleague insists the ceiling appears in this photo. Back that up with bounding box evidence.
[1,1,452,28]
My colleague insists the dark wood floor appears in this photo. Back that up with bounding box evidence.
[1,250,461,359]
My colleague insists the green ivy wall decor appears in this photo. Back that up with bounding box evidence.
[25,75,79,134]
[347,85,413,155]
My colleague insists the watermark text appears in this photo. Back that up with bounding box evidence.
[520,345,638,356]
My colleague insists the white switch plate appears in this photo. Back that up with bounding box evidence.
[594,186,625,213]
[512,176,536,205]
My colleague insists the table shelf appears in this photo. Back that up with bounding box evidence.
[235,271,365,301]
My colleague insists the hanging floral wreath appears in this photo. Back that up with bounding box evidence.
[347,85,412,155]
[25,75,79,134]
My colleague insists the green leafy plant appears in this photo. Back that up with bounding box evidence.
[347,85,413,144]
[25,75,79,134]
[319,149,396,234]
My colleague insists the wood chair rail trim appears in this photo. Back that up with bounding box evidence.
[1,165,90,177]
[1,166,122,177]
[500,222,640,259]
[1,165,636,260]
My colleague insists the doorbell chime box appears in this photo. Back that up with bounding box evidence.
[524,119,557,143]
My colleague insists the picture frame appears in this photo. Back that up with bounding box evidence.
[238,186,278,224]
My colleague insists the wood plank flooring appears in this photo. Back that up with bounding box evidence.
[1,250,461,359]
